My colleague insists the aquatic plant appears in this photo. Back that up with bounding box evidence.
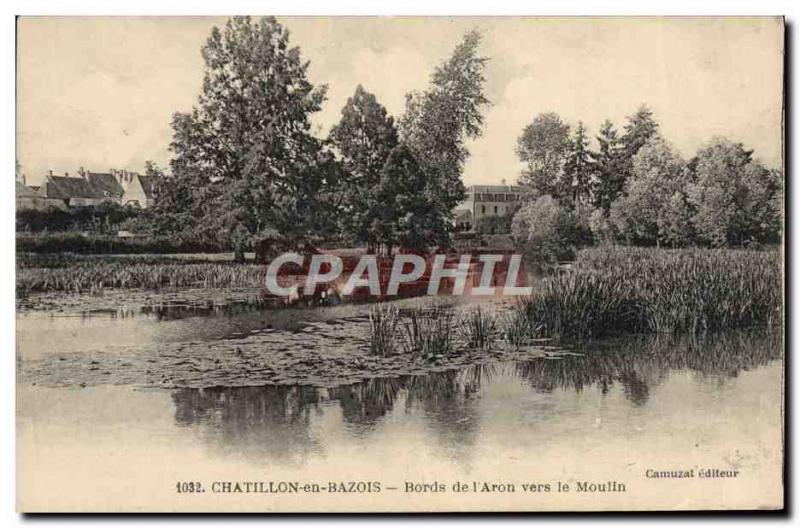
[458,306,500,349]
[400,303,455,358]
[513,247,781,339]
[368,303,401,356]
[16,260,269,295]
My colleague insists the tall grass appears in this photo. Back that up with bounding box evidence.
[459,306,500,349]
[514,247,781,339]
[17,261,267,295]
[368,304,401,357]
[401,303,455,357]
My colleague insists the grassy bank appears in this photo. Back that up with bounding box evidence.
[514,246,782,339]
[17,260,267,295]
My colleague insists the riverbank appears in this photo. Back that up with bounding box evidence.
[511,246,782,339]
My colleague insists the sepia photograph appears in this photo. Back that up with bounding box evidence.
[13,14,785,513]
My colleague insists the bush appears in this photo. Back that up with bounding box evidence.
[16,232,226,254]
[511,195,584,268]
[475,214,513,235]
[16,203,141,234]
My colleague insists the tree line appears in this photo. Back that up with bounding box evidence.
[139,17,488,261]
[514,107,782,250]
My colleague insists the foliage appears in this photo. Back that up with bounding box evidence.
[16,202,140,234]
[590,119,625,215]
[163,16,334,251]
[688,137,782,247]
[400,29,490,229]
[608,136,694,247]
[329,85,399,251]
[475,214,514,234]
[620,104,659,177]
[513,246,781,339]
[561,121,593,211]
[16,232,225,255]
[516,112,571,196]
[511,195,585,267]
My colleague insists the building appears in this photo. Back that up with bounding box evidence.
[453,183,533,232]
[15,170,67,211]
[30,168,157,209]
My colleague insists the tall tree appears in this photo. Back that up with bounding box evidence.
[689,138,782,247]
[609,136,692,247]
[561,121,593,212]
[329,85,399,250]
[516,112,571,196]
[166,16,331,254]
[591,119,624,215]
[620,105,659,181]
[400,29,490,227]
[371,145,448,254]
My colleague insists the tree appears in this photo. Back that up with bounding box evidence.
[516,112,571,196]
[164,16,332,256]
[591,119,624,215]
[329,85,399,251]
[620,105,659,182]
[608,136,692,247]
[561,121,593,212]
[400,29,489,229]
[370,145,448,254]
[689,138,782,247]
[511,195,582,268]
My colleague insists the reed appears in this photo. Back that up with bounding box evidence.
[368,303,401,357]
[400,303,455,358]
[458,306,500,349]
[17,261,267,295]
[514,247,781,339]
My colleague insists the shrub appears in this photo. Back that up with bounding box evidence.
[511,195,584,268]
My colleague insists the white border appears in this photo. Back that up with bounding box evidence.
[2,1,796,526]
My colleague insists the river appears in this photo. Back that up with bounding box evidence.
[16,297,784,512]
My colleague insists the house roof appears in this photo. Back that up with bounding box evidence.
[87,172,124,197]
[467,185,532,193]
[136,174,155,199]
[44,176,106,200]
[16,181,40,198]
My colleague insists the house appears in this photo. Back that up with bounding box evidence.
[34,168,157,209]
[16,181,67,211]
[453,183,533,232]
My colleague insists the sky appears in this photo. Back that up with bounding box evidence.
[16,16,784,187]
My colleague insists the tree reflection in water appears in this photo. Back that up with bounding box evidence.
[170,328,780,464]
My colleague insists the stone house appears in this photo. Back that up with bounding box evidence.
[453,183,532,232]
[33,168,157,209]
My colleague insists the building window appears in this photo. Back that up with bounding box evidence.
[494,205,498,214]
[481,205,486,214]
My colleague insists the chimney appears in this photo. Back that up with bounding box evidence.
[78,166,87,179]
[64,172,69,177]
[47,169,53,178]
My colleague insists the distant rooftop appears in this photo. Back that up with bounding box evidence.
[466,184,532,193]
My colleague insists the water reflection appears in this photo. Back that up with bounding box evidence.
[169,329,780,465]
